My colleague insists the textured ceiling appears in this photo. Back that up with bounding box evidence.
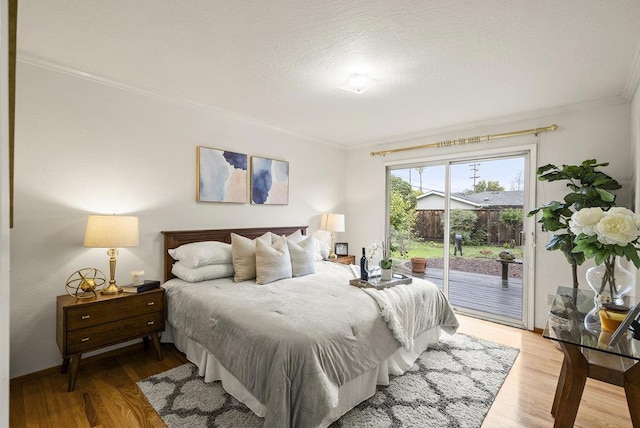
[16,0,640,147]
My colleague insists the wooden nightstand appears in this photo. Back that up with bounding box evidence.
[328,255,356,265]
[56,287,165,391]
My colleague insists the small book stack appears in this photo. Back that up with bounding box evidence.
[121,280,161,294]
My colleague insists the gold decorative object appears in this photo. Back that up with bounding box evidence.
[65,268,106,299]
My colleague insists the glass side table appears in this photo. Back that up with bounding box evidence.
[543,286,640,428]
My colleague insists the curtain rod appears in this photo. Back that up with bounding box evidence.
[370,124,558,157]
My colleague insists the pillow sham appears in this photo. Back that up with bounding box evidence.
[171,262,234,282]
[256,236,292,284]
[168,241,233,269]
[286,236,316,277]
[231,232,272,282]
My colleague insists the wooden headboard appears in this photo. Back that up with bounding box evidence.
[161,226,308,281]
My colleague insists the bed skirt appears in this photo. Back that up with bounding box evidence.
[161,322,441,428]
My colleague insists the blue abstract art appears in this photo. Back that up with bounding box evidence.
[251,156,289,205]
[197,147,247,203]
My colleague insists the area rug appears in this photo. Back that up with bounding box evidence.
[137,333,519,427]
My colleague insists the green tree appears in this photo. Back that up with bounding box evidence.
[473,180,505,193]
[442,209,478,242]
[389,176,419,256]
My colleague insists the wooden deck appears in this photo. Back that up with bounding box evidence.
[400,267,523,320]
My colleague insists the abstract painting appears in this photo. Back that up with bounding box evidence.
[197,147,247,203]
[251,156,289,205]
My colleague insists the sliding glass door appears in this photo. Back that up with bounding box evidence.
[387,147,534,328]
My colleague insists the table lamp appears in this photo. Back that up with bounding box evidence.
[321,213,345,259]
[84,215,139,294]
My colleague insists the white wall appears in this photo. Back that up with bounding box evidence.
[10,62,347,377]
[346,102,633,329]
[0,0,11,425]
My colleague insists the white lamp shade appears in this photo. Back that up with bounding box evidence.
[321,213,345,233]
[83,215,139,248]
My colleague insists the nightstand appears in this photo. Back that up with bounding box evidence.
[328,255,356,265]
[56,287,165,391]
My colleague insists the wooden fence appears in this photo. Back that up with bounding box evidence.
[414,209,523,245]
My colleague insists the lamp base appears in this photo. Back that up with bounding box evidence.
[101,283,122,295]
[328,250,337,259]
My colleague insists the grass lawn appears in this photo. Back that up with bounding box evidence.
[396,240,523,260]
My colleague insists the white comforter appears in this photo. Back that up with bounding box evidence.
[163,261,458,428]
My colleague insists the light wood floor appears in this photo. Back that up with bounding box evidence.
[10,315,634,427]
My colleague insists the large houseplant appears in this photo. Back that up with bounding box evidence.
[527,159,621,288]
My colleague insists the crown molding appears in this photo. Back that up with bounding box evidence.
[16,52,342,149]
[357,96,630,151]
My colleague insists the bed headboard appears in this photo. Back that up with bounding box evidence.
[160,226,308,282]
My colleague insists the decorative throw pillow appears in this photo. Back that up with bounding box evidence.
[255,236,292,284]
[171,262,234,282]
[231,232,272,282]
[286,236,316,277]
[266,229,304,244]
[168,241,233,269]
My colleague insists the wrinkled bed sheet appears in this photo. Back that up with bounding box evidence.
[163,261,458,428]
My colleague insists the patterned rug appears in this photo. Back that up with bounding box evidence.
[137,333,519,427]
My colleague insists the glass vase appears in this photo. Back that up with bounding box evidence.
[585,256,635,305]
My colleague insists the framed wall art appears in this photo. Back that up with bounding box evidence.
[251,156,289,205]
[197,146,247,203]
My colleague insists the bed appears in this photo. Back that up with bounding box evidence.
[159,226,459,428]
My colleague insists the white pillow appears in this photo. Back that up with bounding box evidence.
[267,229,304,244]
[286,236,316,277]
[172,262,234,282]
[312,230,332,261]
[168,241,233,269]
[256,236,292,284]
[231,232,272,282]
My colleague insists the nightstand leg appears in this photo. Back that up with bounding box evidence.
[151,334,163,361]
[61,357,70,374]
[142,336,150,349]
[68,354,81,392]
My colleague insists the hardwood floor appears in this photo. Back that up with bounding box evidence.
[10,316,634,427]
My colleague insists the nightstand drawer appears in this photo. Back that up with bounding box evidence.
[67,311,164,354]
[66,292,164,330]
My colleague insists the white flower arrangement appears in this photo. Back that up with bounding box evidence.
[570,207,640,265]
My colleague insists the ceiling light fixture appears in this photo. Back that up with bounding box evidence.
[339,73,374,94]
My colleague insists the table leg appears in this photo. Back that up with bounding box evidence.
[552,356,568,417]
[151,333,163,361]
[68,354,81,392]
[61,357,70,374]
[624,362,640,427]
[554,343,588,428]
[501,262,508,287]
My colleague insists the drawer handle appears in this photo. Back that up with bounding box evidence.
[81,315,90,320]
[147,302,155,306]
[147,321,155,326]
[81,337,90,342]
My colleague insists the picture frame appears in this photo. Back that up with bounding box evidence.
[335,242,348,257]
[609,303,640,347]
[251,156,289,205]
[197,147,247,203]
